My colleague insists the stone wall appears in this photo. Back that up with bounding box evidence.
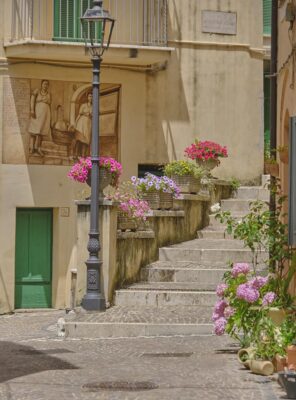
[76,182,232,306]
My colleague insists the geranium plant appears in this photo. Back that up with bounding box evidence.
[68,156,122,186]
[163,160,205,179]
[131,173,180,198]
[185,140,228,162]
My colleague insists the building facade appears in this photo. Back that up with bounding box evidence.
[0,0,267,313]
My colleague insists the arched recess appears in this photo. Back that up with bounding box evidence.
[70,83,121,159]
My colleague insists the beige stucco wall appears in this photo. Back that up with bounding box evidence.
[0,0,265,312]
[144,0,264,183]
[277,1,296,198]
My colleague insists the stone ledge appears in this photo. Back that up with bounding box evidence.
[75,199,118,207]
[176,193,211,201]
[147,210,185,218]
[117,230,155,240]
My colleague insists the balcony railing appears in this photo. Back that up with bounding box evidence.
[9,0,168,47]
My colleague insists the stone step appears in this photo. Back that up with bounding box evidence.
[233,186,270,201]
[208,213,245,228]
[169,238,245,250]
[197,230,232,239]
[143,260,235,271]
[221,199,269,213]
[221,199,252,213]
[64,306,214,338]
[159,247,268,263]
[115,288,217,307]
[141,264,226,283]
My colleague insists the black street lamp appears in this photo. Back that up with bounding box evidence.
[80,0,115,311]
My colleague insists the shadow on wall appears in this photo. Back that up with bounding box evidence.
[0,341,78,383]
[144,1,190,163]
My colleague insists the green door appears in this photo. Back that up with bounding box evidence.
[15,209,53,308]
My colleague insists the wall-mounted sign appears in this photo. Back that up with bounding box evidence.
[202,10,237,35]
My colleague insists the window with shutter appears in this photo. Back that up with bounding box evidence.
[263,0,272,35]
[288,117,296,245]
[53,0,94,42]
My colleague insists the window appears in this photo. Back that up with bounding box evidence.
[53,0,94,42]
[263,0,272,35]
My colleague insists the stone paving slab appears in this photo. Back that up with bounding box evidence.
[0,311,285,400]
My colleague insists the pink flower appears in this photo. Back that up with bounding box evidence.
[185,140,228,161]
[214,299,228,316]
[262,292,277,306]
[214,317,227,336]
[231,263,250,278]
[224,306,235,319]
[216,283,228,298]
[249,276,269,289]
[236,283,259,303]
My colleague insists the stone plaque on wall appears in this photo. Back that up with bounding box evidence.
[202,10,237,35]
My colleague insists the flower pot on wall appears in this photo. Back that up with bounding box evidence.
[141,191,173,210]
[117,212,138,231]
[171,175,200,194]
[196,158,219,172]
[279,149,289,164]
[264,162,279,177]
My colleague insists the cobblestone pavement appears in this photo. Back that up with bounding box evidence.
[0,311,287,400]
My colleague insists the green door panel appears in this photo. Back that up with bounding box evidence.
[15,209,52,308]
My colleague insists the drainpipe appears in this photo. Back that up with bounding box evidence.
[270,0,278,212]
[269,0,278,271]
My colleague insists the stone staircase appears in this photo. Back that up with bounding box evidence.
[65,178,270,339]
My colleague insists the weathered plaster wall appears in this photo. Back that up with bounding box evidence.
[145,0,264,183]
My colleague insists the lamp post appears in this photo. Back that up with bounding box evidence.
[80,0,115,311]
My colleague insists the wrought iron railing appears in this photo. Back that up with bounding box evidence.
[9,0,168,46]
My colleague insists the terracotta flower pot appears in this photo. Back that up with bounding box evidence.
[264,162,279,177]
[237,348,255,368]
[279,149,289,164]
[287,345,296,370]
[267,307,286,326]
[249,359,274,376]
[273,354,287,372]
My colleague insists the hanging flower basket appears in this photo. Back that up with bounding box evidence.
[117,212,138,231]
[86,168,113,197]
[171,174,200,194]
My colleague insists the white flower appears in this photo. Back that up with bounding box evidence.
[210,203,220,213]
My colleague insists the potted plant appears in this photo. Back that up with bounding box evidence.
[68,156,122,197]
[184,139,228,171]
[264,156,279,176]
[163,160,204,194]
[131,173,180,210]
[277,145,289,164]
[106,182,151,231]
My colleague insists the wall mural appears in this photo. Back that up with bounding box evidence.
[2,78,120,165]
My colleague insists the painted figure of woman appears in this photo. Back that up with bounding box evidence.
[28,80,51,156]
[72,92,93,158]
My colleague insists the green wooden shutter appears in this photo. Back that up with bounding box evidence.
[263,0,272,35]
[54,0,80,41]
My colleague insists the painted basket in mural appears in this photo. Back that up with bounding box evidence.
[52,128,74,146]
[142,191,173,210]
[86,168,113,197]
[171,175,200,194]
[117,212,138,231]
[196,158,219,171]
